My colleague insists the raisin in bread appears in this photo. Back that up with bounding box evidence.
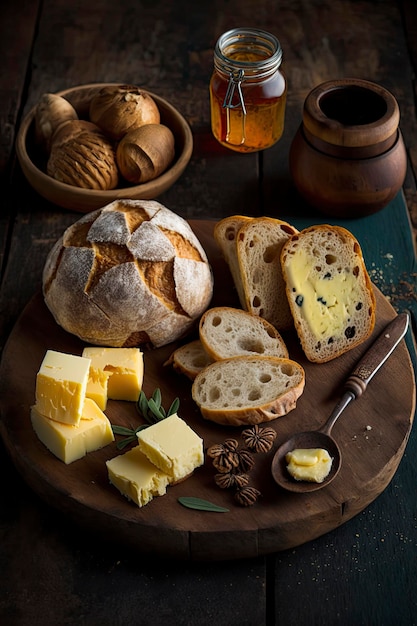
[281,224,376,363]
[199,306,288,360]
[191,355,305,426]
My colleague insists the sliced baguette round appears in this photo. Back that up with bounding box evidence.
[191,355,305,427]
[199,306,288,361]
[214,215,253,308]
[236,217,299,330]
[281,224,376,363]
[164,339,214,380]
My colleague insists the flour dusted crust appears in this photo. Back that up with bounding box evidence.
[42,199,214,348]
[191,355,305,427]
[281,224,376,363]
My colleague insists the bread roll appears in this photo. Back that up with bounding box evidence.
[281,224,376,362]
[199,306,288,360]
[192,355,305,427]
[42,199,214,348]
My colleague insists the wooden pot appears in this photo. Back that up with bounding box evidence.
[289,78,407,218]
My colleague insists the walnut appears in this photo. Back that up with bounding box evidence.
[214,472,249,489]
[207,439,240,473]
[236,448,255,473]
[235,486,261,507]
[241,425,277,453]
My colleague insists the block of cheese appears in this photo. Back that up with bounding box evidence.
[31,398,114,464]
[137,414,204,482]
[106,445,170,507]
[285,448,333,483]
[35,350,91,426]
[84,368,111,411]
[82,347,144,404]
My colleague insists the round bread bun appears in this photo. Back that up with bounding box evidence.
[42,199,214,347]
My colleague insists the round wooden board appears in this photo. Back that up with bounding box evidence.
[0,220,415,561]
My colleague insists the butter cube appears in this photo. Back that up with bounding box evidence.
[31,398,114,464]
[106,445,170,507]
[137,414,204,482]
[285,448,333,483]
[82,347,144,404]
[35,350,91,426]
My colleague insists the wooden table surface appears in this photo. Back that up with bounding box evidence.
[1,1,417,624]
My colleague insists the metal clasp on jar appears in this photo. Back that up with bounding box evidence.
[222,69,247,115]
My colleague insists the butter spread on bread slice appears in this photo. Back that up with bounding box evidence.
[281,224,376,363]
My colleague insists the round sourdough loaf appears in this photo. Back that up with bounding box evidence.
[42,199,214,347]
[192,355,305,426]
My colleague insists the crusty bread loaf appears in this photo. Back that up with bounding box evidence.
[164,339,214,380]
[235,217,299,330]
[199,306,288,360]
[191,355,305,426]
[42,199,214,348]
[214,215,253,308]
[281,224,376,363]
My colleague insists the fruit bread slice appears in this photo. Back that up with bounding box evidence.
[191,355,305,427]
[281,224,376,363]
[235,217,299,330]
[199,306,289,361]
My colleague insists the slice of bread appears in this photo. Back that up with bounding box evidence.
[236,217,299,330]
[164,339,213,380]
[199,306,288,361]
[191,355,305,426]
[214,215,253,308]
[281,224,376,363]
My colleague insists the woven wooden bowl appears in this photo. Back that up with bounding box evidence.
[16,83,193,213]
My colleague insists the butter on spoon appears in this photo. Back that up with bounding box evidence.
[271,312,409,493]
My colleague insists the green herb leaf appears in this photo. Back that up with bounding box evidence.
[112,425,136,436]
[178,497,229,513]
[168,397,180,417]
[148,398,166,421]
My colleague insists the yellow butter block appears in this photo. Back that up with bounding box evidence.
[82,347,144,403]
[137,414,204,482]
[31,398,114,464]
[285,448,333,483]
[106,445,170,507]
[35,350,91,426]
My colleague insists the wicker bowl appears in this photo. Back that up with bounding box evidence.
[16,83,193,213]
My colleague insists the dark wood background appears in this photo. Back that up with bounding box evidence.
[1,1,417,624]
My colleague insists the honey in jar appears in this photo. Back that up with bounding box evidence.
[210,28,287,152]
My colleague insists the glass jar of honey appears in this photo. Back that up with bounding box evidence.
[210,28,287,152]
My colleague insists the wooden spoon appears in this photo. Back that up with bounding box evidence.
[271,312,410,493]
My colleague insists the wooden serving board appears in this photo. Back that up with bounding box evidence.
[0,220,415,561]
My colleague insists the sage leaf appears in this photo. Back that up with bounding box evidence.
[168,397,180,416]
[178,497,229,513]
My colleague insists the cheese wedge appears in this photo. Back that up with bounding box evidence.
[285,448,333,483]
[82,347,144,405]
[137,414,204,482]
[35,350,91,426]
[31,398,114,464]
[106,445,170,507]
